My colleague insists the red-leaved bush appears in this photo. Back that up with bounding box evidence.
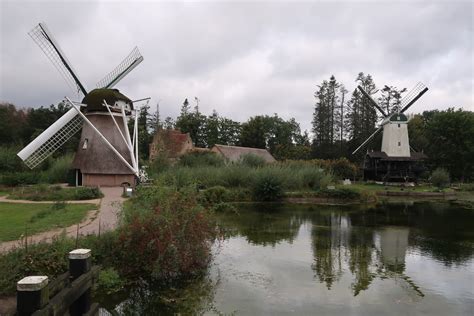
[116,186,216,282]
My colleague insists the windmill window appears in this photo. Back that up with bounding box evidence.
[398,124,400,128]
[82,138,88,149]
[398,141,401,146]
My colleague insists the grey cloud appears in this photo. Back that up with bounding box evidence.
[0,0,472,133]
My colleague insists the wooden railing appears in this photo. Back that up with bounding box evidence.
[16,249,100,316]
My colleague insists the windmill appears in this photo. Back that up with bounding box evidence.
[17,22,147,187]
[352,82,429,182]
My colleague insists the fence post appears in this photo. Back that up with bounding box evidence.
[16,276,49,316]
[69,248,92,315]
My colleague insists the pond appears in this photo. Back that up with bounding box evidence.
[98,201,474,315]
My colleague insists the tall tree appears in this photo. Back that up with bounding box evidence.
[345,73,379,159]
[312,75,344,158]
[378,85,407,114]
[176,98,206,147]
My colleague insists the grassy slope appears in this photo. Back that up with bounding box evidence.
[0,202,96,241]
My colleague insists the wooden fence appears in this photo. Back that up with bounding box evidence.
[16,248,100,316]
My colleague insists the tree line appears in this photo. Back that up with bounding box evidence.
[0,71,472,180]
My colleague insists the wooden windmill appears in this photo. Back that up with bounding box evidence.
[352,82,429,182]
[17,23,147,187]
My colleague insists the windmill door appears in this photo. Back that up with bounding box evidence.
[76,169,83,186]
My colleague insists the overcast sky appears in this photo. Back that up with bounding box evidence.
[1,0,472,132]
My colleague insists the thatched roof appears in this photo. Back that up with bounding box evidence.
[211,144,276,163]
[82,88,133,113]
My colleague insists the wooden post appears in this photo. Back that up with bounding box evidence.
[16,276,49,315]
[69,249,92,316]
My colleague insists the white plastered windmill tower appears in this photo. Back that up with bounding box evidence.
[352,83,429,182]
[17,23,147,187]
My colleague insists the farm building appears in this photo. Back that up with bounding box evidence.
[211,144,276,163]
[149,129,194,162]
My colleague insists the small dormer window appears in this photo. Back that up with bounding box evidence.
[82,138,88,149]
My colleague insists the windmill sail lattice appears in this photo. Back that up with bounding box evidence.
[28,23,87,95]
[18,107,84,168]
[96,47,143,89]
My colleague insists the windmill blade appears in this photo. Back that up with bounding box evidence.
[400,82,428,114]
[352,125,384,155]
[96,47,143,89]
[357,85,387,117]
[17,107,84,169]
[29,23,87,96]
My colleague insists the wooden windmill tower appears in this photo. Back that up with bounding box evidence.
[352,82,429,182]
[17,23,147,187]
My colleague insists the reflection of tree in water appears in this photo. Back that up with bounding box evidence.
[311,213,349,289]
[217,204,305,246]
[348,227,375,296]
[107,275,218,315]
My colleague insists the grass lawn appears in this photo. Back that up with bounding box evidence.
[0,202,97,242]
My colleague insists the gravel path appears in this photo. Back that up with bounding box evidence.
[0,187,125,253]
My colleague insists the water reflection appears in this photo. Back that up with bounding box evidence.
[99,201,474,314]
[219,201,474,297]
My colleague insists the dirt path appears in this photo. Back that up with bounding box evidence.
[0,187,125,253]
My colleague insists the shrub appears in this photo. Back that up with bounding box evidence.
[74,187,103,200]
[40,154,73,184]
[300,167,326,190]
[117,186,217,282]
[0,172,40,186]
[199,186,230,205]
[238,153,266,168]
[96,268,124,294]
[330,158,358,180]
[178,151,225,168]
[221,165,251,188]
[148,151,171,175]
[431,168,450,189]
[251,171,284,201]
[0,146,25,173]
[317,187,361,200]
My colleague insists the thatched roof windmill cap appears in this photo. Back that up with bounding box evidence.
[82,88,133,112]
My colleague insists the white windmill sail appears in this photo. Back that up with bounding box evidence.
[96,47,143,89]
[18,106,84,169]
[29,23,87,96]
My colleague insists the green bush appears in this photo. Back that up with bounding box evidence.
[221,165,251,188]
[317,187,361,200]
[73,187,103,200]
[0,172,40,186]
[148,151,171,175]
[8,185,102,201]
[238,153,266,168]
[199,186,230,205]
[178,151,225,168]
[40,154,73,184]
[96,267,124,294]
[431,168,450,189]
[330,158,358,180]
[0,146,25,173]
[252,171,284,201]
